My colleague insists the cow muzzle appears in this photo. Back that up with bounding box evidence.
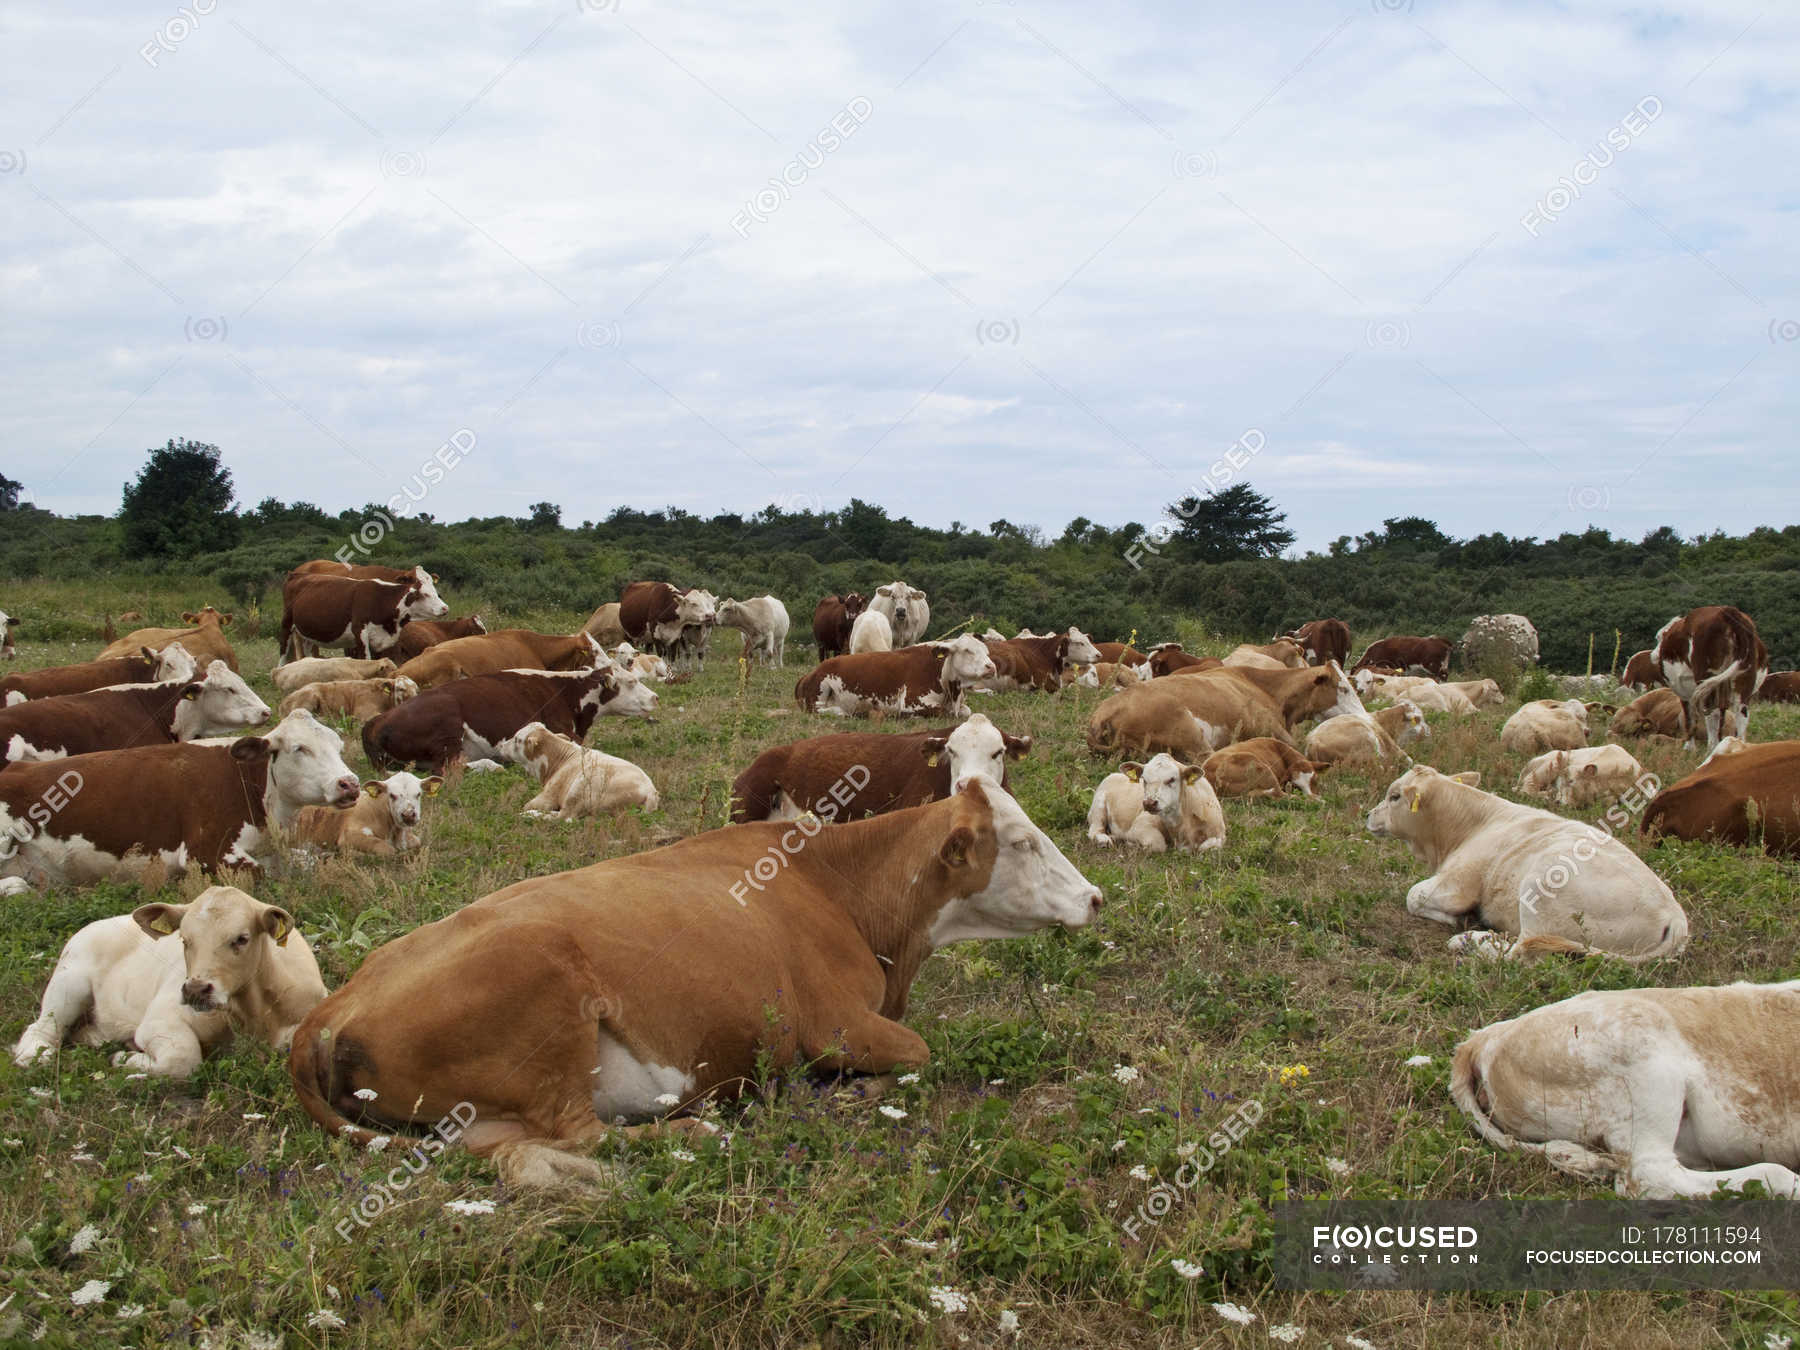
[331,776,361,806]
[181,979,224,1011]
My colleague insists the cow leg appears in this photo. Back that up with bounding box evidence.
[807,1013,929,1076]
[13,955,97,1065]
[113,1018,205,1077]
[1404,871,1481,926]
[1625,1152,1800,1201]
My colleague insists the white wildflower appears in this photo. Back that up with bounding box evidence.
[653,1093,680,1108]
[879,1104,907,1120]
[70,1280,110,1306]
[353,1088,379,1101]
[67,1225,101,1256]
[670,1148,696,1162]
[242,1113,267,1121]
[998,1309,1020,1335]
[1213,1301,1256,1326]
[444,1199,496,1216]
[2,1139,21,1147]
[70,1152,97,1164]
[897,1072,920,1085]
[1405,1054,1432,1068]
[1111,1139,1127,1152]
[1765,1336,1793,1350]
[115,1305,145,1319]
[306,1309,348,1330]
[28,1088,51,1099]
[1128,1165,1153,1181]
[1346,1337,1380,1350]
[365,1136,391,1153]
[927,1285,969,1315]
[1171,1258,1203,1279]
[1176,1141,1199,1158]
[1270,1325,1305,1344]
[186,1204,207,1216]
[1111,1064,1140,1084]
[327,1285,340,1302]
[133,1173,152,1183]
[903,1238,938,1250]
[1326,1157,1351,1177]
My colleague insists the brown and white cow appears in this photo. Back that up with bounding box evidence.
[280,574,446,662]
[1516,745,1647,808]
[1202,737,1327,798]
[291,771,442,855]
[395,630,603,689]
[13,885,326,1078]
[1091,642,1147,668]
[1086,753,1225,853]
[277,677,419,722]
[1621,648,1664,691]
[620,582,716,670]
[1759,671,1800,704]
[288,778,1101,1188]
[362,663,658,772]
[0,662,269,765]
[1641,740,1800,857]
[391,614,488,663]
[3,643,197,705]
[811,594,867,660]
[1608,688,1687,740]
[795,636,996,719]
[1654,605,1770,750]
[0,710,361,895]
[1283,619,1350,670]
[290,561,446,614]
[729,713,1029,823]
[1304,699,1429,767]
[98,608,238,671]
[1146,643,1221,677]
[976,630,1102,693]
[1353,636,1451,680]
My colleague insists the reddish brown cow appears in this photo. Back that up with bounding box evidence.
[981,633,1090,693]
[391,615,488,662]
[1147,644,1223,678]
[1621,649,1664,691]
[1654,606,1770,749]
[280,574,446,661]
[362,664,659,772]
[795,636,995,718]
[1284,619,1351,669]
[1092,642,1146,666]
[811,593,868,659]
[1642,740,1800,857]
[1759,672,1800,703]
[2,650,160,703]
[1353,636,1451,680]
[1609,688,1687,739]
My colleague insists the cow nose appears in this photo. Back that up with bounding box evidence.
[1087,888,1103,914]
[181,979,214,1007]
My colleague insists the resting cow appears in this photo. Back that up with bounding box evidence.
[497,723,660,819]
[1086,662,1361,759]
[1500,699,1591,754]
[1304,700,1429,767]
[1086,753,1225,852]
[290,771,441,855]
[1366,765,1686,961]
[1759,671,1800,704]
[1354,636,1451,680]
[977,629,1102,693]
[3,643,197,705]
[391,615,489,662]
[1516,745,1647,808]
[1641,740,1800,857]
[0,610,13,659]
[98,607,238,670]
[396,629,602,689]
[278,676,418,722]
[1147,643,1220,677]
[270,655,398,694]
[1283,619,1350,669]
[288,778,1102,1188]
[1203,737,1327,798]
[1223,640,1306,670]
[1607,688,1686,740]
[582,602,626,648]
[0,661,269,765]
[13,885,325,1078]
[795,635,996,718]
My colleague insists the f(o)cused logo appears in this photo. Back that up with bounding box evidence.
[579,320,622,350]
[185,316,228,342]
[976,318,1020,346]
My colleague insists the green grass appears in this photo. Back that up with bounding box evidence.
[2,584,1798,1347]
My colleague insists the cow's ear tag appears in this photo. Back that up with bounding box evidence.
[151,915,175,934]
[926,752,940,766]
[181,687,200,700]
[1409,793,1422,812]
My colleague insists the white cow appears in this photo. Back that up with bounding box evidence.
[1500,698,1591,754]
[1,610,14,659]
[611,642,672,683]
[870,582,930,646]
[499,722,660,818]
[849,609,894,654]
[1516,745,1646,808]
[716,595,790,666]
[271,655,399,694]
[1086,753,1225,853]
[1304,699,1429,766]
[1453,981,1800,1199]
[1366,765,1687,961]
[13,885,326,1077]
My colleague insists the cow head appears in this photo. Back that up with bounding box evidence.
[1366,766,1483,843]
[1311,661,1366,722]
[1390,699,1431,745]
[182,607,233,629]
[400,580,449,621]
[1123,753,1202,822]
[588,665,660,720]
[1516,750,1568,798]
[362,770,441,831]
[842,592,867,618]
[922,713,1030,786]
[673,589,716,628]
[133,885,296,1016]
[497,721,569,776]
[173,660,272,738]
[155,642,199,683]
[406,566,448,616]
[874,582,912,631]
[235,709,361,819]
[938,633,997,686]
[927,776,1102,946]
[1063,628,1102,666]
[389,676,420,704]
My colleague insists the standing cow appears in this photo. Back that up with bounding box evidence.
[1654,605,1769,750]
[1282,619,1350,670]
[812,593,867,660]
[869,582,930,646]
[716,596,790,667]
[280,574,447,662]
[619,582,716,672]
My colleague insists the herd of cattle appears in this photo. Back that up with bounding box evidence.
[2,567,1799,1205]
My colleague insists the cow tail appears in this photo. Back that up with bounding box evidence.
[1449,1033,1519,1153]
[288,1021,385,1149]
[1689,660,1742,718]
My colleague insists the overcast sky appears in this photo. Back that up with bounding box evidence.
[5,1,1794,552]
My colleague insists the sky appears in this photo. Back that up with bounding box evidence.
[4,1,1795,553]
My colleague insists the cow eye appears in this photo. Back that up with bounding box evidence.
[232,934,250,949]
[1012,838,1033,852]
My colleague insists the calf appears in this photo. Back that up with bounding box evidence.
[1517,745,1647,808]
[1072,660,1142,690]
[1086,753,1225,852]
[1620,648,1664,691]
[1203,738,1328,798]
[3,643,196,705]
[611,643,671,682]
[812,594,867,659]
[291,771,441,855]
[396,629,602,689]
[716,596,790,666]
[1283,619,1350,669]
[849,609,893,654]
[729,713,1029,822]
[1758,671,1800,704]
[795,635,996,718]
[1367,765,1686,961]
[271,655,399,694]
[1354,636,1451,680]
[281,574,445,661]
[1452,981,1800,1199]
[1444,678,1503,709]
[1641,740,1800,857]
[1304,699,1429,766]
[497,723,659,819]
[98,607,238,671]
[1608,688,1687,740]
[12,885,325,1078]
[278,676,419,722]
[620,581,715,670]
[391,614,488,662]
[1655,605,1770,750]
[0,710,361,895]
[1401,682,1479,716]
[1500,699,1591,754]
[1355,671,1437,700]
[0,661,269,765]
[288,778,1100,1188]
[363,664,658,772]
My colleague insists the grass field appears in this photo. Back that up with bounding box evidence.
[1,578,1797,1349]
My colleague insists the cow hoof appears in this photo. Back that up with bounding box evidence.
[0,878,31,897]
[464,760,505,775]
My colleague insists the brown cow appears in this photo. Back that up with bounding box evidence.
[289,561,445,610]
[0,664,270,765]
[1147,644,1223,677]
[280,574,446,661]
[362,664,659,772]
[811,593,868,660]
[1642,740,1800,857]
[795,636,996,718]
[1284,619,1350,669]
[1203,737,1329,797]
[619,582,716,670]
[1088,662,1361,759]
[2,646,189,704]
[1654,605,1770,749]
[97,607,238,671]
[1353,636,1452,680]
[391,615,488,662]
[1760,671,1800,703]
[1621,649,1664,691]
[277,677,419,722]
[976,630,1103,693]
[395,630,602,689]
[1609,688,1688,739]
[729,713,1030,822]
[1091,642,1147,667]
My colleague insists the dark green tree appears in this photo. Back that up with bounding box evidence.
[1164,483,1295,562]
[0,473,21,511]
[119,439,239,557]
[527,501,563,531]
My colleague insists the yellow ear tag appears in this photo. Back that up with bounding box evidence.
[151,916,175,934]
[927,752,940,766]
[1410,795,1421,812]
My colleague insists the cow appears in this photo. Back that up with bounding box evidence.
[1283,620,1350,670]
[716,596,790,667]
[1400,683,1479,716]
[280,574,445,662]
[12,885,325,1078]
[1366,765,1687,962]
[619,582,716,671]
[1073,661,1142,690]
[1202,738,1328,798]
[1224,640,1306,670]
[362,663,658,773]
[270,656,399,694]
[611,643,671,683]
[1655,605,1770,750]
[0,710,361,896]
[1085,753,1225,853]
[1621,649,1664,691]
[287,777,1102,1188]
[1304,699,1429,767]
[1451,981,1800,1199]
[1092,642,1147,668]
[289,561,446,615]
[670,589,720,672]
[396,630,604,689]
[390,615,489,663]
[1641,740,1800,857]
[290,771,441,856]
[869,582,930,646]
[98,607,238,671]
[729,713,1029,823]
[849,609,893,654]
[496,723,660,819]
[2,643,197,705]
[1354,671,1437,701]
[1353,636,1451,681]
[1146,644,1221,678]
[1087,662,1362,759]
[811,594,867,660]
[978,630,1102,693]
[795,636,996,719]
[583,602,626,648]
[0,662,270,766]
[0,610,13,659]
[1517,745,1647,808]
[277,677,419,722]
[1759,672,1800,703]
[1500,699,1591,755]
[1608,688,1687,740]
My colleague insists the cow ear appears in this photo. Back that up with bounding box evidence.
[361,780,385,798]
[138,646,157,662]
[920,735,947,766]
[230,737,271,763]
[180,682,203,701]
[260,906,294,946]
[1005,734,1032,759]
[181,611,198,624]
[938,825,974,868]
[1581,763,1599,777]
[1449,771,1481,787]
[1181,765,1204,786]
[422,776,444,796]
[133,903,187,939]
[1122,761,1144,781]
